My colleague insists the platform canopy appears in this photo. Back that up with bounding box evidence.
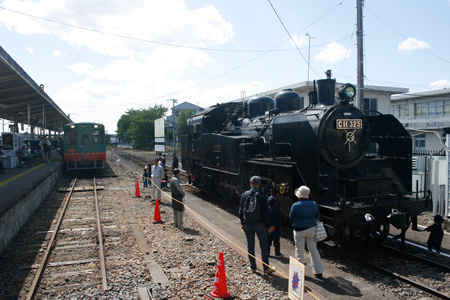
[0,46,71,133]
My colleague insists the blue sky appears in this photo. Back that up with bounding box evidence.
[1,0,449,133]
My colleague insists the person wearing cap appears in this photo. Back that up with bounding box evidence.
[289,185,323,279]
[170,168,186,230]
[239,176,274,274]
[267,196,283,258]
[422,215,444,256]
[151,157,164,201]
[142,167,149,188]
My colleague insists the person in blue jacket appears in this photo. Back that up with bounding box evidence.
[289,185,323,279]
[267,196,283,258]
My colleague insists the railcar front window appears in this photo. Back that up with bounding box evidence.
[81,133,89,145]
[66,131,77,146]
[92,130,104,145]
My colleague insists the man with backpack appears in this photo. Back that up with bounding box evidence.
[239,176,274,274]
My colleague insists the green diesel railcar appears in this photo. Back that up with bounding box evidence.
[64,122,106,170]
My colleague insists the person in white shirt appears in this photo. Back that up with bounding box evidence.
[151,157,164,201]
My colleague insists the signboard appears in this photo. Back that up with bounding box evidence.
[288,256,305,300]
[155,145,165,152]
[155,118,165,138]
[154,117,165,153]
[2,133,13,150]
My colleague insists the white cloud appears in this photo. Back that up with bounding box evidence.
[52,50,65,57]
[429,79,450,90]
[291,34,309,48]
[26,47,34,53]
[0,0,234,58]
[315,42,350,64]
[67,63,96,76]
[398,37,429,52]
[0,0,235,132]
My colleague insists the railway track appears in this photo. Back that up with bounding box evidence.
[25,178,107,299]
[342,242,450,299]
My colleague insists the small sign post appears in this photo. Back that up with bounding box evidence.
[288,256,305,300]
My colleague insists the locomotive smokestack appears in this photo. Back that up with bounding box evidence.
[317,70,336,106]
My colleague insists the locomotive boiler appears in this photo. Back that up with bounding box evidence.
[180,71,431,245]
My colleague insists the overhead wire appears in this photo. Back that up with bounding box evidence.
[266,0,344,79]
[0,5,341,54]
[0,3,346,108]
[364,5,450,65]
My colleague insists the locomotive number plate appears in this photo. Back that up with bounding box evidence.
[336,119,362,129]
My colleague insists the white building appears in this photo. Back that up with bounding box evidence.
[391,89,450,153]
[251,80,407,115]
[391,89,450,218]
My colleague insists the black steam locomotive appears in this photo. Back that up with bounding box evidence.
[181,71,431,245]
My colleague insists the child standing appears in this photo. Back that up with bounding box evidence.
[424,215,444,256]
[143,167,149,188]
[267,196,283,258]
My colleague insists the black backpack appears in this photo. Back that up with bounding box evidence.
[243,191,261,223]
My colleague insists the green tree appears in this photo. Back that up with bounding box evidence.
[176,109,194,135]
[116,106,167,149]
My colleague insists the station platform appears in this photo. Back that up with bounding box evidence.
[0,157,64,252]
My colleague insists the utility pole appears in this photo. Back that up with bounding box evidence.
[356,0,365,112]
[306,33,315,87]
[168,98,178,154]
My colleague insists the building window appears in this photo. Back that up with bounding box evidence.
[428,100,443,116]
[364,98,377,115]
[415,102,428,117]
[444,100,450,115]
[392,104,409,118]
[414,133,426,149]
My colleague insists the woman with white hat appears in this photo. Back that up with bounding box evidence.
[289,185,323,279]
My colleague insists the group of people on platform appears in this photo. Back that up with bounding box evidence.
[1,135,61,172]
[142,153,185,229]
[238,175,446,278]
[238,176,323,277]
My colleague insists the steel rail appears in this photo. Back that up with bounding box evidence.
[380,243,450,273]
[346,253,450,300]
[26,178,78,300]
[94,177,108,290]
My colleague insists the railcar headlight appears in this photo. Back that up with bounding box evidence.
[338,84,356,100]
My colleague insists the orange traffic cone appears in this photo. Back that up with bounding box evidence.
[152,198,164,224]
[204,252,235,300]
[134,180,141,198]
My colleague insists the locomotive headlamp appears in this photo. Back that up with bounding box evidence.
[338,84,356,100]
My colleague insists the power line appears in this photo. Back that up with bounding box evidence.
[0,5,343,54]
[266,0,319,78]
[364,5,450,65]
